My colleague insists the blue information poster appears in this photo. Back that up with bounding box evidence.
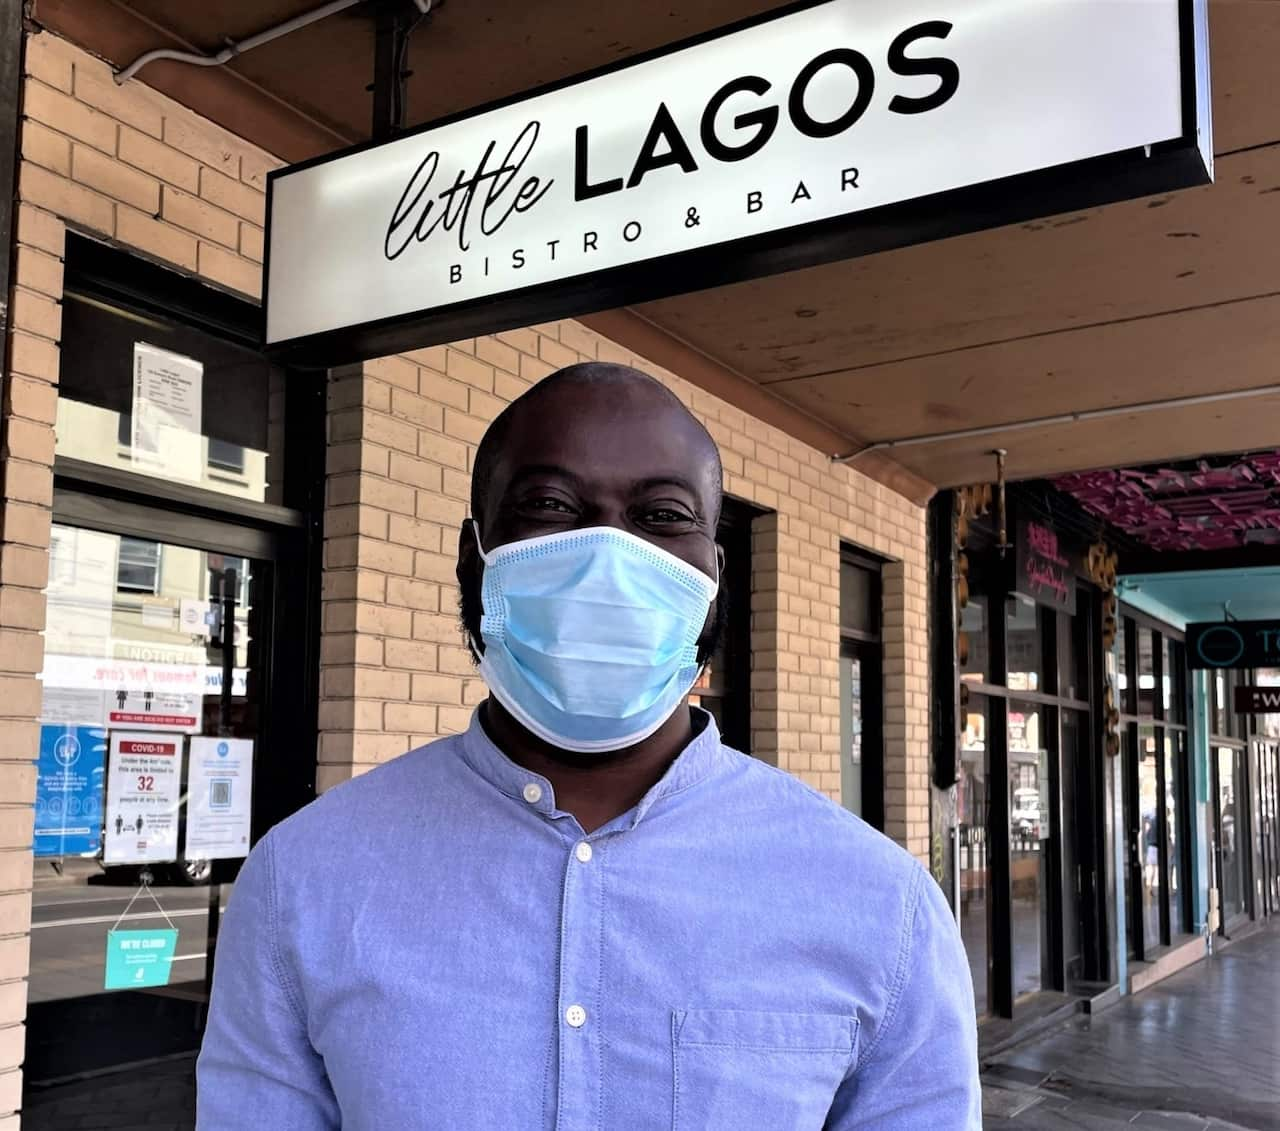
[35,724,107,858]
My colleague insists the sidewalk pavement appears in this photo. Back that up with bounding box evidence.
[982,924,1280,1129]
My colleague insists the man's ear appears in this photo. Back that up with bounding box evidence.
[456,518,480,591]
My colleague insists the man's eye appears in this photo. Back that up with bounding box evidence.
[645,507,694,524]
[527,497,575,514]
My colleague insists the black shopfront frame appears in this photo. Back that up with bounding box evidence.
[261,0,1214,368]
[25,235,325,1086]
[1115,609,1195,962]
[939,493,1110,1020]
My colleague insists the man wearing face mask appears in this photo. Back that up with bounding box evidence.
[197,363,981,1129]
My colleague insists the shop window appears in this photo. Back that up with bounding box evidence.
[27,234,325,1101]
[1261,670,1280,741]
[55,235,288,506]
[208,438,247,475]
[1216,746,1246,922]
[1138,725,1162,947]
[960,595,989,685]
[1060,596,1090,703]
[1165,731,1189,934]
[116,537,161,594]
[1165,638,1186,725]
[958,694,990,1014]
[1116,616,1132,715]
[1009,699,1051,997]
[1137,628,1157,717]
[1006,595,1045,692]
[1121,613,1193,957]
[839,549,883,829]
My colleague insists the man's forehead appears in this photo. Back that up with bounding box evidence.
[493,382,718,495]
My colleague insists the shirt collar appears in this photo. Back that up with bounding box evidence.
[457,705,730,831]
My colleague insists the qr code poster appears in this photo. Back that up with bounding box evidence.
[185,737,253,861]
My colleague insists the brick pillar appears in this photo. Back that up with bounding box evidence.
[750,514,782,768]
[0,204,64,1124]
[881,558,931,860]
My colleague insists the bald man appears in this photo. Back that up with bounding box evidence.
[198,364,980,1129]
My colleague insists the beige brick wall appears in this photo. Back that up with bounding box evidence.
[315,329,931,858]
[0,32,278,1121]
[1,28,932,1119]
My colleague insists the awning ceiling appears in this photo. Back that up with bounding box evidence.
[1057,449,1280,554]
[34,0,1280,495]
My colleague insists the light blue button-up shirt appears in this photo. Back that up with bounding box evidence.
[197,710,980,1129]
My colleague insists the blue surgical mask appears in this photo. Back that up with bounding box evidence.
[471,522,718,754]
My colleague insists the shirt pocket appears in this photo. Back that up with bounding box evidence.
[672,1009,858,1131]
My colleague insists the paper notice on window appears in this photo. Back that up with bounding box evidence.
[185,738,253,860]
[45,525,116,658]
[106,688,202,734]
[104,732,182,865]
[132,342,203,482]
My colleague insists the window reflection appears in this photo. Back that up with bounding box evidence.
[1116,620,1130,713]
[1217,746,1245,921]
[56,291,285,504]
[959,696,989,1014]
[1137,630,1156,716]
[960,596,988,684]
[1009,699,1049,998]
[1006,596,1042,692]
[1165,732,1186,934]
[1138,725,1160,948]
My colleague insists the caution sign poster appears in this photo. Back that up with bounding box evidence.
[105,688,201,734]
[104,733,182,865]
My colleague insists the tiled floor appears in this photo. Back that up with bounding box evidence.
[982,925,1280,1129]
[20,925,1280,1129]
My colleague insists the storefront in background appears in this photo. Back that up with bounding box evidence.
[936,486,1112,1019]
[0,29,927,1109]
[1114,609,1194,962]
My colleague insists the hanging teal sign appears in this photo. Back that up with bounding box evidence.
[104,929,178,990]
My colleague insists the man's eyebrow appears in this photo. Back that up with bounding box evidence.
[632,475,701,497]
[502,465,585,492]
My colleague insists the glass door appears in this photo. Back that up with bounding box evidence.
[1214,745,1249,929]
[28,524,269,1083]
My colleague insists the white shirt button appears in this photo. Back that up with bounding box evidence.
[522,782,543,804]
[575,842,593,863]
[565,1004,587,1028]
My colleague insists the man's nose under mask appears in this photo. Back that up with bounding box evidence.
[471,522,718,754]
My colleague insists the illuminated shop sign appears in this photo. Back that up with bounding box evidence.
[264,0,1212,364]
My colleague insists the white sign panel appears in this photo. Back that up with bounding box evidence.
[266,0,1209,355]
[180,598,213,638]
[131,342,203,481]
[185,737,254,861]
[106,689,202,734]
[40,686,108,728]
[104,732,182,865]
[44,526,115,658]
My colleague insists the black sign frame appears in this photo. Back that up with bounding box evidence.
[1187,620,1280,670]
[263,0,1213,368]
[1234,685,1280,714]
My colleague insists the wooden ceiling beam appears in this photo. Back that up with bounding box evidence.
[579,308,937,507]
